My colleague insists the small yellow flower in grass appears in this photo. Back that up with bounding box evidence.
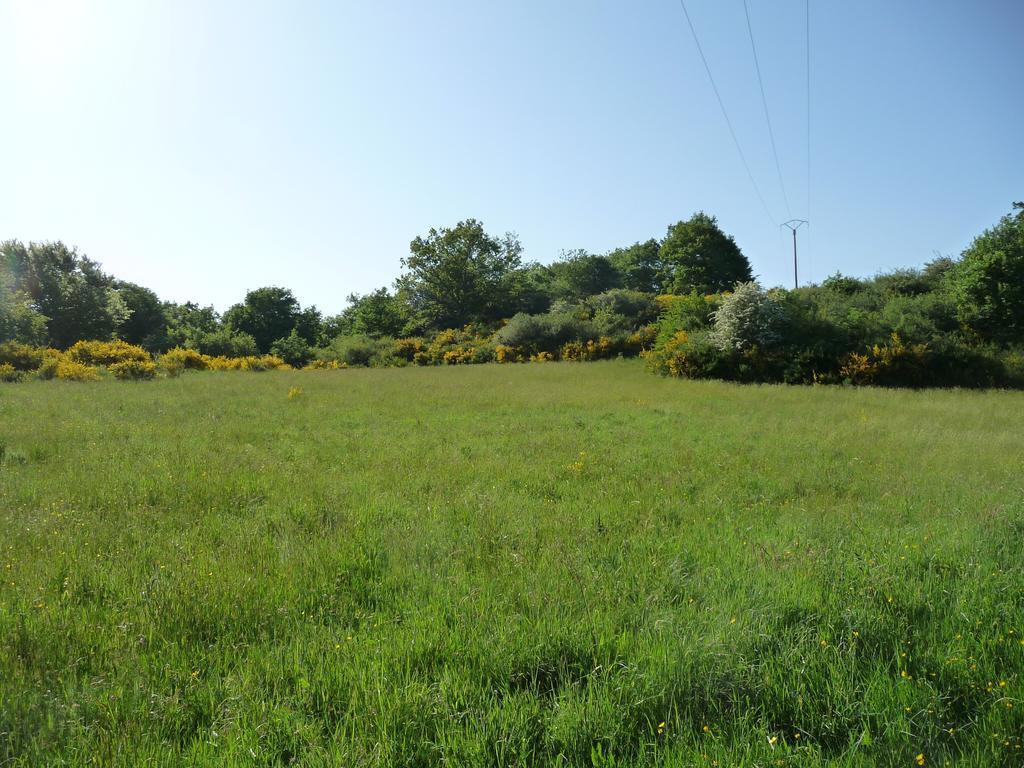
[794,732,801,740]
[287,386,303,400]
[702,725,710,733]
[768,735,778,747]
[730,617,737,625]
[915,753,925,765]
[657,721,666,735]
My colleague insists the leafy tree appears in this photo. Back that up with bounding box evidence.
[340,288,408,338]
[947,204,1024,344]
[190,328,259,357]
[223,287,301,353]
[1,240,127,347]
[608,239,663,294]
[115,282,168,351]
[658,213,752,295]
[294,305,325,346]
[495,263,553,317]
[0,256,48,344]
[270,329,313,367]
[546,250,621,301]
[164,302,220,348]
[397,219,522,330]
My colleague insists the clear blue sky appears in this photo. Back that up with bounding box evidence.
[2,0,1021,314]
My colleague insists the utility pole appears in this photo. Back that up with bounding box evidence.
[781,219,808,289]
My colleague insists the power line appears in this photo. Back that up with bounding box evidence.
[675,0,777,226]
[742,0,791,218]
[805,0,811,278]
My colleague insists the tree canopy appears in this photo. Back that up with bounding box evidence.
[397,219,522,331]
[658,213,752,295]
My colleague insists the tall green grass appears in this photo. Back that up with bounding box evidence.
[1,361,1022,766]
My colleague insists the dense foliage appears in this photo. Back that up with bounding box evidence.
[2,205,1023,388]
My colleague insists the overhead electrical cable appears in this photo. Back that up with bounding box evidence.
[675,0,777,226]
[805,0,811,274]
[743,0,792,218]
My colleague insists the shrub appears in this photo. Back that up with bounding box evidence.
[0,342,44,371]
[709,282,787,352]
[495,312,594,353]
[303,359,347,370]
[645,330,737,380]
[654,292,720,345]
[625,325,658,353]
[495,344,523,363]
[839,333,930,387]
[270,330,314,368]
[55,360,101,381]
[67,340,150,366]
[560,336,616,362]
[189,328,260,357]
[424,327,493,365]
[321,335,393,367]
[392,337,426,363]
[109,359,158,380]
[204,355,288,372]
[160,347,208,376]
[0,363,23,382]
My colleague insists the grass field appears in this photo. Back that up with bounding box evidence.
[2,361,1023,766]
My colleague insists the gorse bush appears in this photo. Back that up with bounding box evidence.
[66,340,150,366]
[0,362,22,382]
[109,359,158,380]
[54,359,101,381]
[0,341,45,371]
[159,347,208,376]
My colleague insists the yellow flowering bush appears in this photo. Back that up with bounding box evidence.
[109,359,158,380]
[204,355,289,371]
[392,337,426,364]
[67,340,150,366]
[529,351,555,362]
[0,342,45,371]
[495,345,523,363]
[625,324,658,353]
[425,327,494,365]
[55,359,102,381]
[160,347,209,375]
[560,337,616,362]
[840,333,930,386]
[303,359,347,370]
[0,363,22,382]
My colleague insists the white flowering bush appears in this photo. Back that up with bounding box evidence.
[709,281,786,352]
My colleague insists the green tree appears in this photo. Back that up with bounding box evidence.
[115,282,168,351]
[397,219,522,330]
[947,204,1024,344]
[164,302,219,348]
[340,288,408,338]
[658,213,752,295]
[608,239,663,293]
[223,287,301,353]
[294,305,325,346]
[1,240,127,347]
[546,250,621,301]
[270,329,314,367]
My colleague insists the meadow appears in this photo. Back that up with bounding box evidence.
[1,360,1023,766]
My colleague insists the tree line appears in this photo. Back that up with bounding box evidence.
[0,213,751,361]
[2,204,1022,386]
